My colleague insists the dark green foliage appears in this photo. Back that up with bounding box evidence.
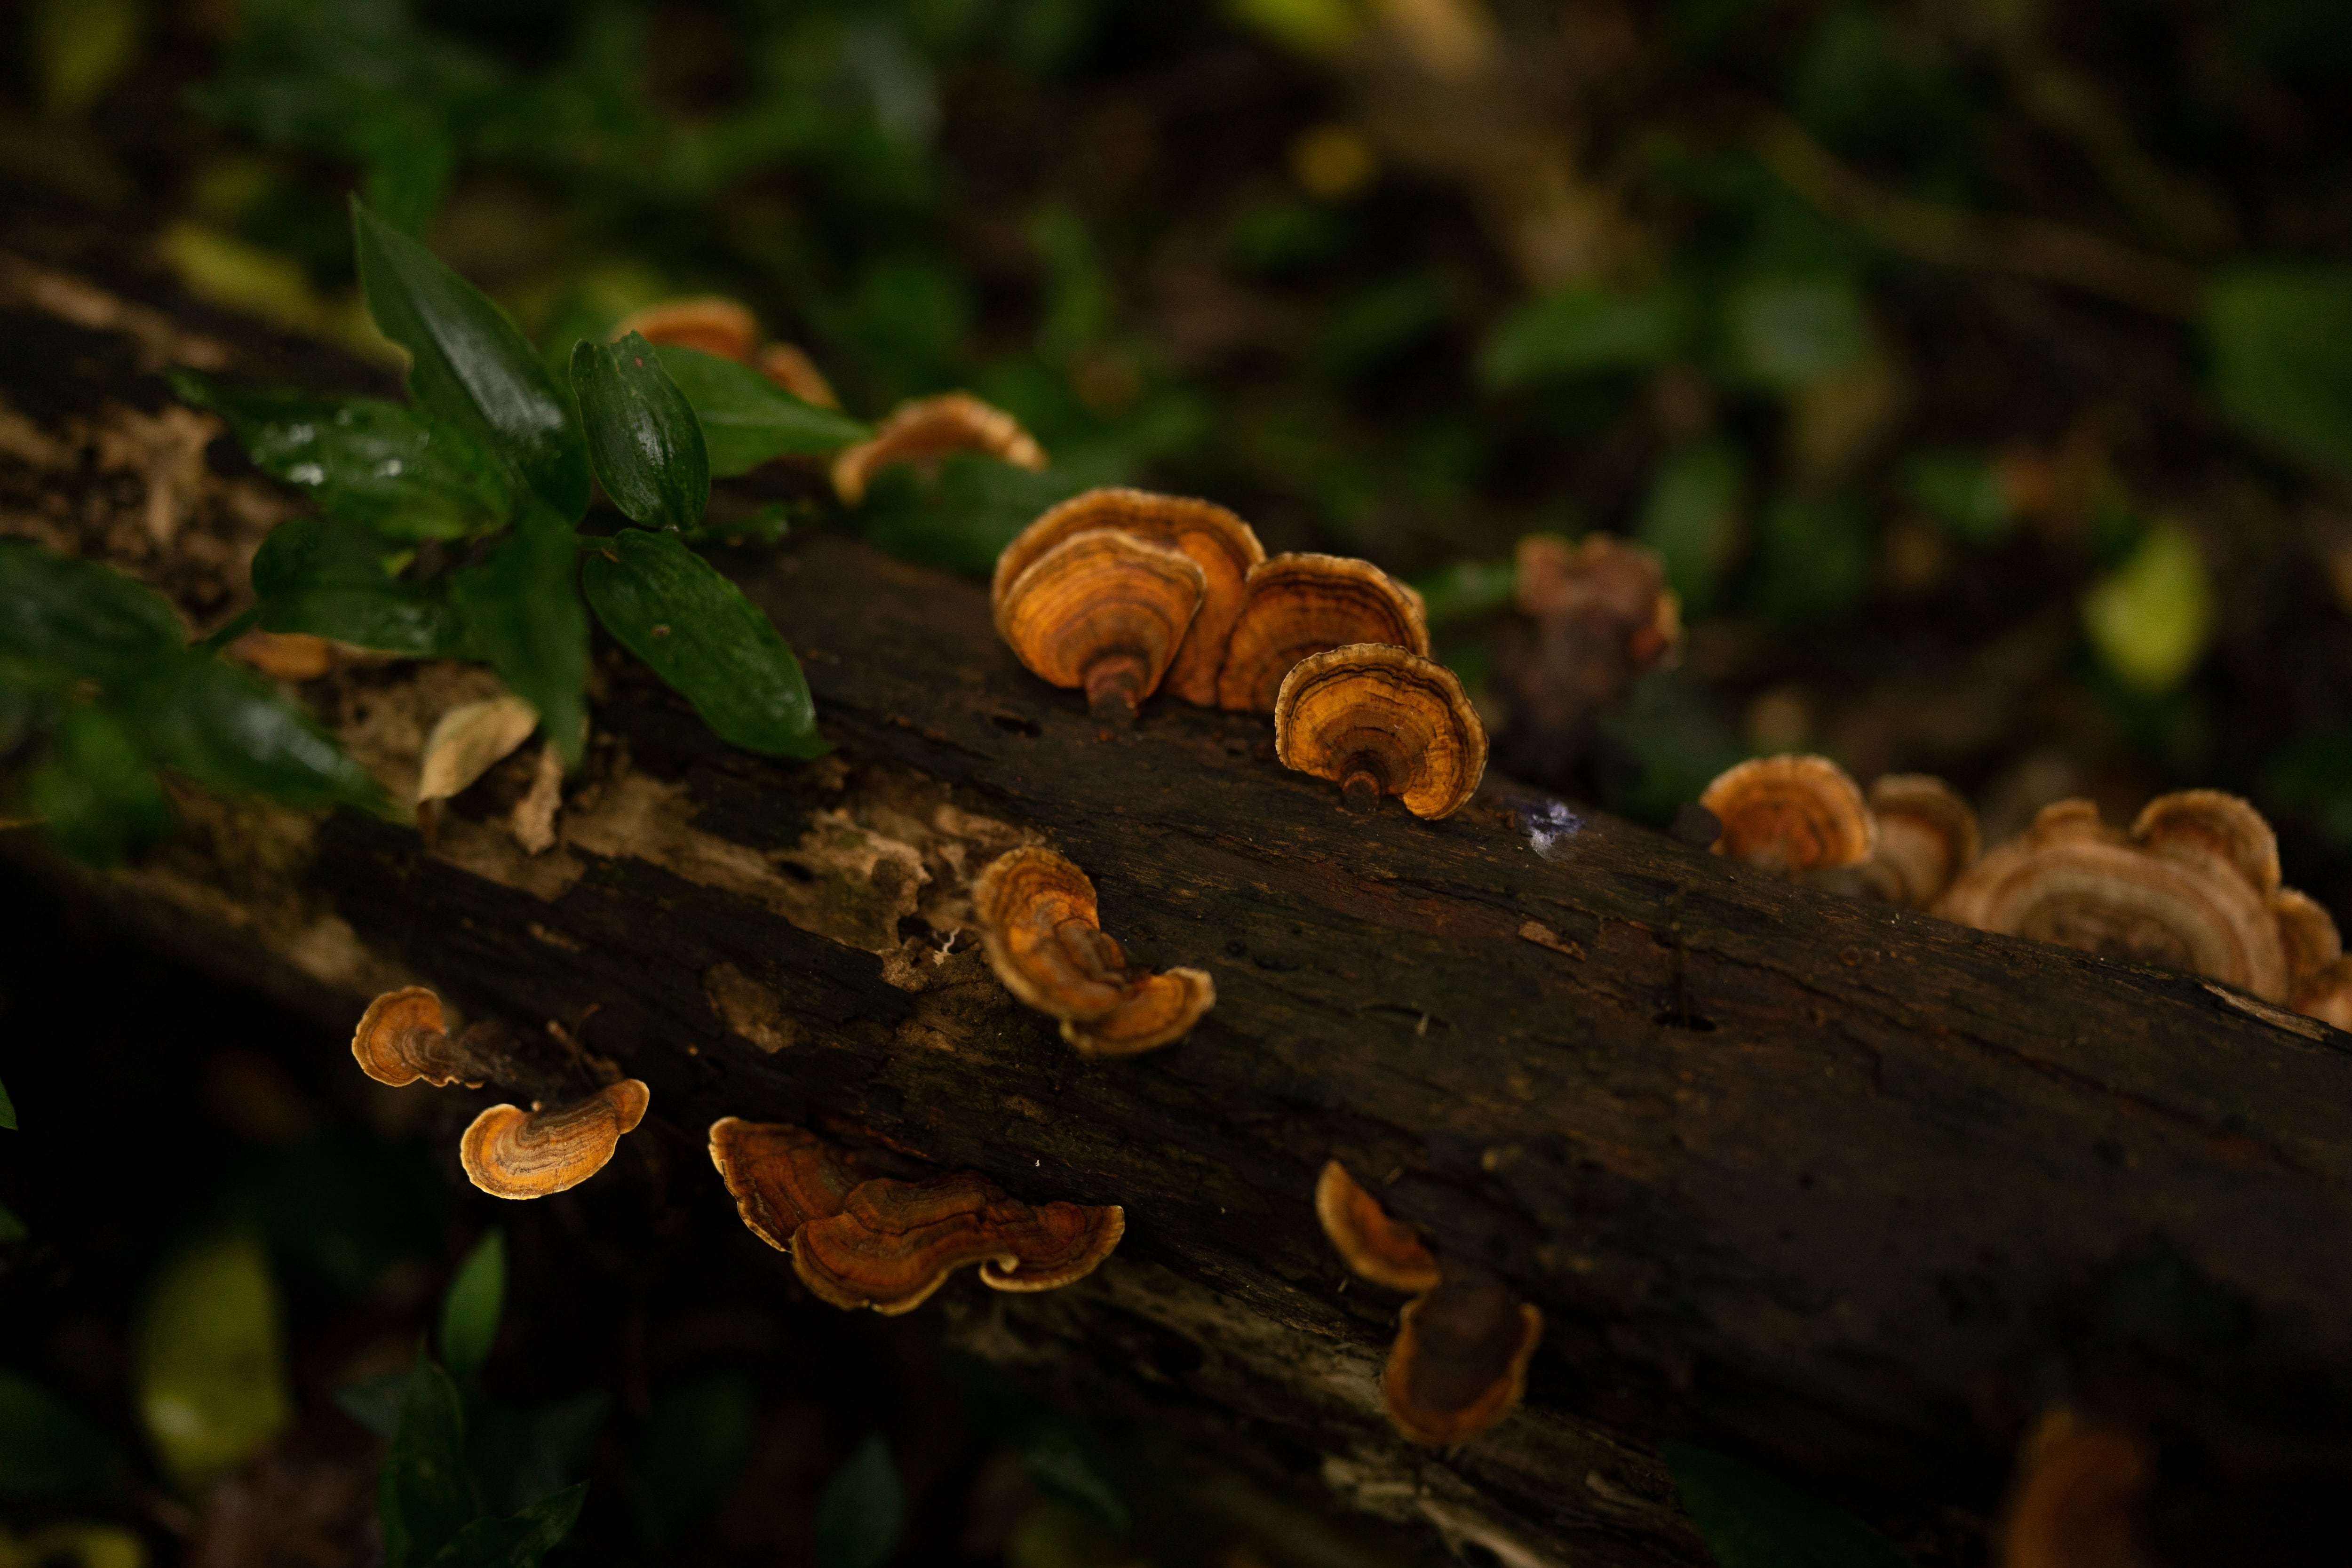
[425,1485,587,1568]
[815,1434,906,1568]
[653,345,869,476]
[638,1376,759,1544]
[570,334,710,530]
[0,1370,118,1498]
[450,504,590,764]
[2206,269,2352,478]
[23,703,174,866]
[0,539,185,685]
[1665,1444,1912,1568]
[117,653,391,813]
[437,1230,506,1383]
[252,516,466,655]
[383,1349,477,1568]
[1479,285,1689,387]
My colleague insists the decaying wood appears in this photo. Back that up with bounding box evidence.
[7,204,2352,1568]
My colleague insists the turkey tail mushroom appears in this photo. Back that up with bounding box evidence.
[994,530,1207,723]
[1699,755,1876,873]
[1272,645,1486,820]
[460,1080,650,1200]
[832,392,1044,505]
[1216,553,1430,712]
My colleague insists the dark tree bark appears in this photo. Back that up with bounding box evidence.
[7,198,2351,1568]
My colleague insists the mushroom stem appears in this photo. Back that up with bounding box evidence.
[1340,755,1388,814]
[1082,653,1149,723]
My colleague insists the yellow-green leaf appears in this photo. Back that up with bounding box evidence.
[133,1227,293,1496]
[2083,522,2211,695]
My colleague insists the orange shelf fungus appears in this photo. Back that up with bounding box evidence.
[708,1117,868,1253]
[832,392,1045,505]
[1272,645,1486,820]
[970,847,1216,1055]
[992,489,1266,707]
[612,296,841,407]
[1382,1265,1544,1447]
[791,1171,1124,1314]
[1215,553,1430,713]
[1852,773,1980,907]
[1512,532,1684,670]
[350,987,490,1088]
[1314,1161,1439,1292]
[459,1079,651,1200]
[1997,1409,2154,1568]
[1700,754,1877,873]
[994,530,1207,723]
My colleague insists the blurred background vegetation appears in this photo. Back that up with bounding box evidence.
[7,0,2352,1562]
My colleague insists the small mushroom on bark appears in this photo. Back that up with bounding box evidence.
[1807,772,1981,907]
[1997,1409,2155,1568]
[1273,645,1486,820]
[1315,1161,1439,1292]
[995,530,1207,722]
[460,1080,651,1200]
[350,987,491,1088]
[832,392,1045,505]
[993,489,1266,707]
[969,847,1215,1055]
[1383,1263,1544,1447]
[1216,554,1430,712]
[791,1171,1124,1313]
[1699,755,1877,873]
[1490,533,1682,787]
[708,1117,868,1253]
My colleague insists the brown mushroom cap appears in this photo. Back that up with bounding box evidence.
[1382,1265,1544,1447]
[1512,533,1684,672]
[1061,968,1216,1057]
[611,297,762,364]
[708,1118,867,1253]
[831,392,1046,505]
[992,489,1267,708]
[1273,644,1487,820]
[1700,755,1877,872]
[1935,797,2290,1001]
[2131,789,2280,896]
[1314,1161,1439,1292]
[754,342,841,409]
[459,1079,651,1200]
[1849,773,1979,907]
[995,530,1207,722]
[1998,1409,2154,1568]
[351,987,488,1088]
[792,1172,1123,1313]
[972,847,1217,1054]
[2295,955,2352,1031]
[1215,554,1431,713]
[973,1200,1126,1293]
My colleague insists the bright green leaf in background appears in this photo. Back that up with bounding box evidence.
[117,653,393,814]
[2206,269,2352,478]
[353,199,590,520]
[384,1349,476,1568]
[1724,278,1872,392]
[252,516,468,656]
[583,529,826,758]
[1903,452,2013,546]
[2083,521,2213,696]
[0,1369,119,1498]
[570,334,710,530]
[423,1482,586,1568]
[133,1226,293,1496]
[1665,1443,1913,1568]
[23,703,174,867]
[438,1231,505,1382]
[1638,443,1744,615]
[450,504,589,764]
[0,541,184,686]
[653,346,870,477]
[29,0,144,118]
[175,377,514,541]
[1478,285,1687,389]
[816,1434,907,1568]
[0,1521,145,1568]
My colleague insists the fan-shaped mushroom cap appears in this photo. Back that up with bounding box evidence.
[792,1172,1123,1314]
[1382,1266,1543,1447]
[1700,755,1877,872]
[831,392,1046,505]
[1273,645,1486,820]
[2295,956,2352,1031]
[1314,1161,1439,1292]
[708,1118,867,1253]
[1936,797,2290,1002]
[995,530,1207,722]
[971,847,1217,1054]
[1999,1409,2153,1568]
[1215,554,1431,712]
[611,297,762,364]
[1512,533,1684,671]
[755,343,840,408]
[993,490,1267,708]
[1851,773,1979,907]
[1061,968,1216,1058]
[351,987,488,1088]
[460,1080,651,1200]
[2131,789,2280,896]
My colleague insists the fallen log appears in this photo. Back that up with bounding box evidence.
[5,205,2350,1568]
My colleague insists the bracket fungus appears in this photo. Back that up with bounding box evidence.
[1851,773,1980,907]
[1272,645,1486,820]
[350,987,491,1088]
[832,392,1045,505]
[970,847,1215,1055]
[791,1170,1125,1314]
[708,1117,869,1253]
[1383,1265,1545,1447]
[1699,754,1878,873]
[1215,553,1431,712]
[993,489,1266,707]
[1998,1409,2154,1568]
[1314,1161,1439,1292]
[460,1080,651,1200]
[1492,533,1683,783]
[994,530,1208,722]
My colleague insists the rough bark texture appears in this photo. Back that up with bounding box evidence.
[7,201,2352,1568]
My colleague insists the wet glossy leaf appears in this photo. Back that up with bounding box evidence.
[571,334,709,528]
[1725,278,1871,392]
[438,1231,505,1382]
[252,516,467,656]
[116,652,393,814]
[2207,269,2352,478]
[0,540,183,686]
[1479,285,1687,388]
[24,702,173,867]
[653,346,869,475]
[1664,1443,1912,1568]
[424,1482,585,1568]
[133,1227,294,1496]
[1637,443,1743,615]
[383,1348,475,1568]
[816,1434,906,1568]
[583,529,825,758]
[451,505,588,764]
[353,199,589,519]
[0,1370,117,1497]
[175,377,513,541]
[2083,521,2212,696]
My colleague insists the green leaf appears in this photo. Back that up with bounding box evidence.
[352,198,590,519]
[24,702,174,867]
[451,505,588,764]
[1903,452,2013,546]
[816,1434,906,1568]
[1409,557,1516,629]
[252,516,468,656]
[1664,1443,1912,1568]
[583,529,825,758]
[1724,278,1871,392]
[175,377,514,541]
[0,539,183,685]
[2082,521,2212,696]
[423,1482,586,1568]
[0,1200,23,1243]
[383,1347,476,1568]
[1478,285,1687,388]
[0,1074,13,1130]
[116,652,393,814]
[134,1227,294,1496]
[438,1231,505,1382]
[1637,443,1744,616]
[2206,269,2352,478]
[31,0,144,118]
[653,345,869,476]
[570,334,710,528]
[0,1370,117,1497]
